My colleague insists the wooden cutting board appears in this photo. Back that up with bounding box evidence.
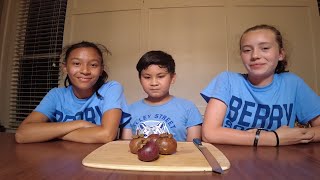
[82,141,230,172]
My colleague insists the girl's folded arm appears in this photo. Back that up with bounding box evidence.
[15,111,92,143]
[61,108,122,143]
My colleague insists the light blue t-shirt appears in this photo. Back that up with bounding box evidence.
[35,81,130,125]
[124,97,203,141]
[201,71,320,130]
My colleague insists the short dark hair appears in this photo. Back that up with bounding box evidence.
[240,24,288,74]
[61,41,110,98]
[136,50,175,77]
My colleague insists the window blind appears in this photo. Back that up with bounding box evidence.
[9,0,67,129]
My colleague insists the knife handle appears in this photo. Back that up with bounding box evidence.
[193,138,202,146]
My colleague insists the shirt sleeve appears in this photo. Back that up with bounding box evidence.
[294,77,320,124]
[200,71,232,105]
[185,102,203,128]
[100,81,131,125]
[34,88,59,121]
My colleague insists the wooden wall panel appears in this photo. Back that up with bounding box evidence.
[71,0,142,14]
[66,9,144,103]
[147,6,227,112]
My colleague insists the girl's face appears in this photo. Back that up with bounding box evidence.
[140,64,176,104]
[240,29,285,86]
[63,47,103,99]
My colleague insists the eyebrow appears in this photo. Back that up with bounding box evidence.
[69,57,101,62]
[241,42,273,48]
[258,42,272,46]
[141,72,169,76]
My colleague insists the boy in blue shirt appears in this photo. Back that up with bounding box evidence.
[122,51,202,141]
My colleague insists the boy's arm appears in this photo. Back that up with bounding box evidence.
[61,109,122,143]
[121,128,133,140]
[186,125,201,141]
[15,111,95,143]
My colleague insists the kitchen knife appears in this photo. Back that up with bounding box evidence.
[193,138,223,174]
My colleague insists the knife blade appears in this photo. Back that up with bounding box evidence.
[193,138,223,174]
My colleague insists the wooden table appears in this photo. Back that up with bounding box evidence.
[1,132,319,180]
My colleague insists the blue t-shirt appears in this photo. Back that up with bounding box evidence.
[35,81,130,125]
[201,71,320,130]
[124,97,203,141]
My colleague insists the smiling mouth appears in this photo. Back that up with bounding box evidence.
[78,77,92,82]
[250,64,264,68]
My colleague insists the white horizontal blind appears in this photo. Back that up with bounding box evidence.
[9,0,67,129]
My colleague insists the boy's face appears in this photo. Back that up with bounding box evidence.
[140,64,176,102]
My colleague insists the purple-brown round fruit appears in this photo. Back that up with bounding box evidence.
[137,141,159,162]
[129,134,145,154]
[148,133,160,143]
[156,133,177,155]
